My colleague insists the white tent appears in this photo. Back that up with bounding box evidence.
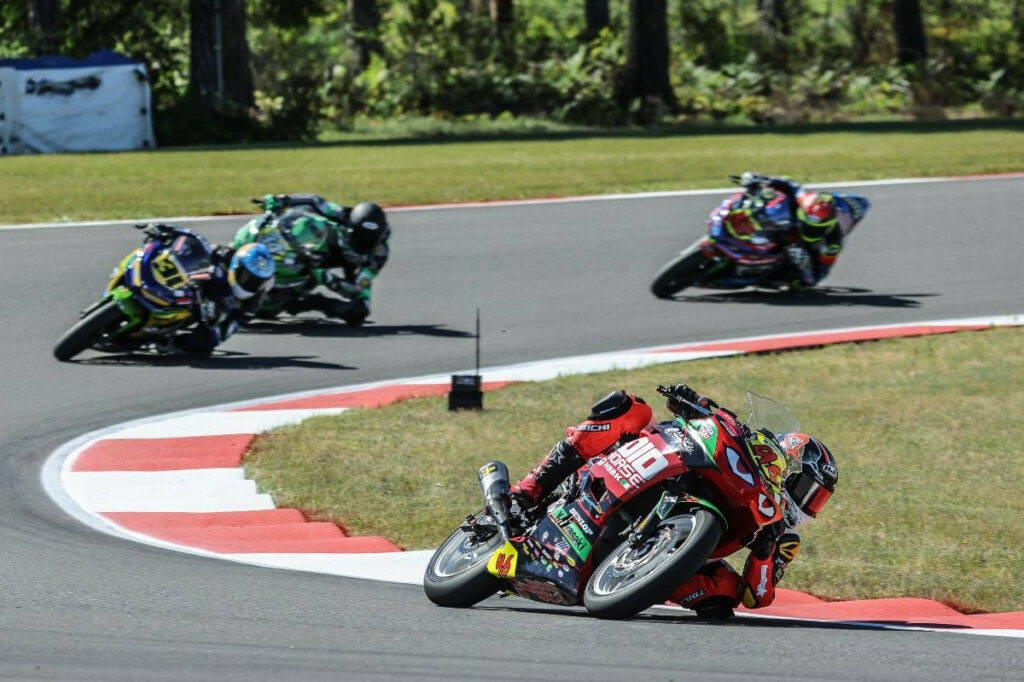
[0,50,155,155]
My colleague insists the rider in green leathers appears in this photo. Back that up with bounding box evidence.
[231,194,390,326]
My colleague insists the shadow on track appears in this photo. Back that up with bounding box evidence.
[477,602,942,632]
[671,286,937,308]
[71,349,354,371]
[242,319,474,339]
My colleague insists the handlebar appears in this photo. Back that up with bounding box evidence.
[656,384,713,418]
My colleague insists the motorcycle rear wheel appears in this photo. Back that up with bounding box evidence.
[650,243,708,298]
[423,513,503,608]
[583,509,722,619]
[53,300,125,361]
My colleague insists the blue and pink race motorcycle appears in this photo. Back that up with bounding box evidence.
[650,176,869,298]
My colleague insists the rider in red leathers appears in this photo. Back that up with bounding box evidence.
[510,385,838,619]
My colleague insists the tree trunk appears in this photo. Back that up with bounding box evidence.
[349,0,382,73]
[189,0,254,108]
[1013,0,1024,53]
[584,0,610,40]
[190,0,219,107]
[220,0,254,107]
[621,0,678,117]
[757,0,791,67]
[893,0,927,64]
[489,0,515,66]
[849,0,872,66]
[29,0,63,55]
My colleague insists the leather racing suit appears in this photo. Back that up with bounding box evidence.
[147,226,263,356]
[510,388,800,619]
[745,174,869,288]
[252,193,390,325]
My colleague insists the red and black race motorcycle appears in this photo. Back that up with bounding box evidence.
[423,389,799,619]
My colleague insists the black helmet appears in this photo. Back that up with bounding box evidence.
[779,433,838,520]
[348,202,388,254]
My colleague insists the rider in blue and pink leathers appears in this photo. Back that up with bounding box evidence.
[728,172,870,289]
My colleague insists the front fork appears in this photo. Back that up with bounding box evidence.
[625,489,727,550]
[98,287,145,335]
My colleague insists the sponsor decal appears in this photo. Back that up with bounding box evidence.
[579,491,604,520]
[600,437,670,489]
[552,537,571,555]
[681,436,695,453]
[751,441,785,489]
[568,507,594,535]
[576,422,612,432]
[552,509,593,558]
[494,553,513,578]
[699,422,715,439]
[510,578,570,605]
[719,414,742,437]
[755,564,769,597]
[678,588,707,605]
[786,434,808,452]
[487,541,519,579]
[822,464,839,482]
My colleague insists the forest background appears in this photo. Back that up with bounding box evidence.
[3,0,1023,146]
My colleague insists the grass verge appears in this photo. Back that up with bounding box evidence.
[244,327,1024,613]
[4,121,1024,224]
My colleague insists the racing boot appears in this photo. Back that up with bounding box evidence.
[670,560,741,619]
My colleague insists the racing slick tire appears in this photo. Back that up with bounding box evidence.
[53,300,125,362]
[650,243,709,298]
[583,509,723,620]
[423,513,503,608]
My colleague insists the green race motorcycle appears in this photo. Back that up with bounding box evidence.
[231,201,340,318]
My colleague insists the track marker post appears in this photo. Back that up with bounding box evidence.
[448,307,483,411]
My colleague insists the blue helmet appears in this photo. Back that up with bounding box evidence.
[228,243,275,300]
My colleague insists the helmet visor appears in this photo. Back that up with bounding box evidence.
[230,264,271,299]
[789,475,832,517]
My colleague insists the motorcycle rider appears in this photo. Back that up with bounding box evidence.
[144,224,275,356]
[735,171,870,289]
[244,193,391,326]
[510,384,838,619]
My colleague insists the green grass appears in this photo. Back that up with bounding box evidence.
[244,327,1024,613]
[4,121,1024,225]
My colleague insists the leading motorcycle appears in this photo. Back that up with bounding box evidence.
[651,176,869,298]
[423,389,799,619]
[53,224,214,361]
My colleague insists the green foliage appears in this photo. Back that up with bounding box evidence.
[1,0,1022,144]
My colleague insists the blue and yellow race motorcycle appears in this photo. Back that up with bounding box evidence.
[53,224,213,361]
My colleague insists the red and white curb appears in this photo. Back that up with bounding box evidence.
[43,314,1024,637]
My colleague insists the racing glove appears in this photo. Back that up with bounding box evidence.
[659,384,719,419]
[740,171,770,188]
[324,273,363,298]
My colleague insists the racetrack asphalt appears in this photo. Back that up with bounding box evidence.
[2,177,1023,680]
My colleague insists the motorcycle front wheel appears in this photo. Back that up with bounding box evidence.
[583,509,722,620]
[423,512,503,608]
[53,300,125,361]
[650,243,709,298]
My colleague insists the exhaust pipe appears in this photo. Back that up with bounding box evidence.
[477,461,512,540]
